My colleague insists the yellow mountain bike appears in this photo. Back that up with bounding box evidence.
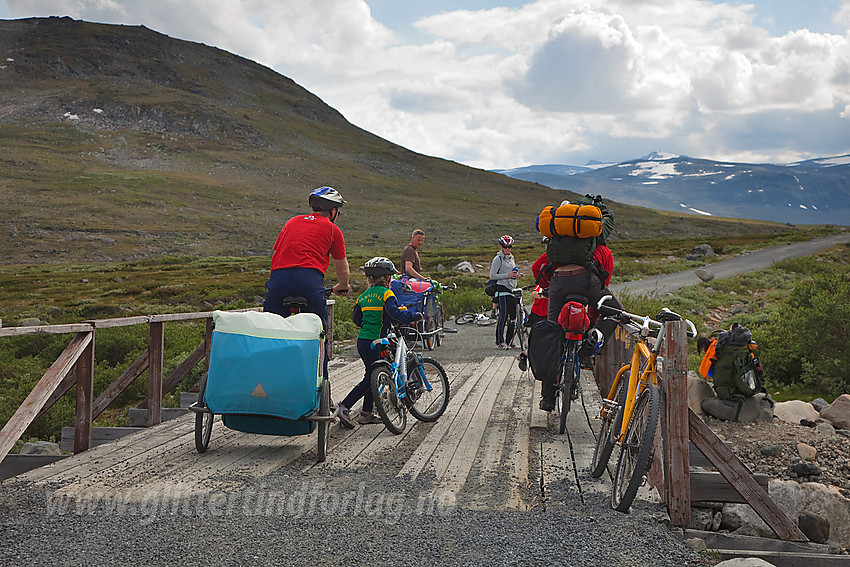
[589,297,696,512]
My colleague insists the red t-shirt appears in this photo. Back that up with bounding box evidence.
[270,213,346,273]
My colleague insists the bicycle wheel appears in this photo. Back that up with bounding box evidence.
[434,305,444,347]
[423,317,436,351]
[612,384,660,513]
[371,365,407,435]
[476,315,496,326]
[516,304,529,351]
[194,373,214,453]
[316,379,330,463]
[558,346,576,435]
[590,375,628,478]
[407,357,450,422]
[455,311,476,325]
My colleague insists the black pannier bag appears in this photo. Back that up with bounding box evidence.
[528,319,564,382]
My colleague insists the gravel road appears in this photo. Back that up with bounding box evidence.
[612,232,850,297]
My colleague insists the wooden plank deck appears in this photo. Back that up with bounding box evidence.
[7,355,625,514]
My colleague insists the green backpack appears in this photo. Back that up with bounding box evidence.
[712,324,762,401]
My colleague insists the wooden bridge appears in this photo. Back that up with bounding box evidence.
[1,313,839,564]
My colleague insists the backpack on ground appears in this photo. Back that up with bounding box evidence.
[528,320,564,382]
[702,323,764,401]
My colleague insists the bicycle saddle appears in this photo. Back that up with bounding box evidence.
[657,309,682,322]
[563,294,588,306]
[281,296,309,307]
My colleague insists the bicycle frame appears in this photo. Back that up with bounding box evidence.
[597,299,696,443]
[372,328,435,403]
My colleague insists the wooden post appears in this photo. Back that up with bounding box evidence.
[147,321,164,426]
[73,331,95,453]
[662,320,690,527]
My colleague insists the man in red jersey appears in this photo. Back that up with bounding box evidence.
[263,187,350,377]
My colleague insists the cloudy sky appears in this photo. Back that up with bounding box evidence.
[3,1,850,169]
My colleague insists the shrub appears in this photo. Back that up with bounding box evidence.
[754,273,850,396]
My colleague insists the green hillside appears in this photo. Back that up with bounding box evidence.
[0,17,820,267]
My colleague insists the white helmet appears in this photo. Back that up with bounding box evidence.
[363,257,398,277]
[309,186,346,211]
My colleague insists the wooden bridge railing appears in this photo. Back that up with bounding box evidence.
[597,320,807,542]
[0,302,334,464]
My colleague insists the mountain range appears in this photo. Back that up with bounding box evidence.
[0,18,827,265]
[494,152,850,225]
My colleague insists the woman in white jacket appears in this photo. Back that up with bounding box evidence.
[489,235,524,349]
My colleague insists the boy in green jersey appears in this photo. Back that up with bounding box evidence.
[336,257,422,427]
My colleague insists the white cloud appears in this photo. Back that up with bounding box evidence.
[6,0,850,169]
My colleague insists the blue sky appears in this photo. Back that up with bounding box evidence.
[3,1,850,169]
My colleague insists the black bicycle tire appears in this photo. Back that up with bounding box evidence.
[590,375,627,478]
[194,373,213,453]
[371,365,406,435]
[476,316,496,326]
[407,357,450,422]
[316,379,330,463]
[516,305,528,351]
[455,312,475,325]
[612,384,660,513]
[424,317,436,351]
[558,348,575,435]
[435,305,444,347]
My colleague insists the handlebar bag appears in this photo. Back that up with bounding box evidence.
[206,310,324,423]
[528,319,565,383]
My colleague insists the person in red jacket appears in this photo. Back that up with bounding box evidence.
[263,186,351,379]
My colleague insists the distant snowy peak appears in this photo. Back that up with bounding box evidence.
[786,154,850,168]
[492,164,590,176]
[639,151,681,161]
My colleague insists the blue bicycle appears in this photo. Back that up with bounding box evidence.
[370,325,450,434]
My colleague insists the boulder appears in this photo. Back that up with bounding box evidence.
[714,559,779,567]
[798,510,830,544]
[722,480,850,549]
[796,442,817,461]
[820,394,850,430]
[816,421,836,436]
[695,268,715,282]
[773,399,820,424]
[700,394,772,423]
[811,397,829,412]
[684,537,707,552]
[19,441,61,456]
[760,444,782,457]
[688,507,722,531]
[686,243,715,261]
[687,374,715,415]
[453,261,475,273]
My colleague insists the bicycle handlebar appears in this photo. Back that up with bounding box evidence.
[596,295,697,338]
